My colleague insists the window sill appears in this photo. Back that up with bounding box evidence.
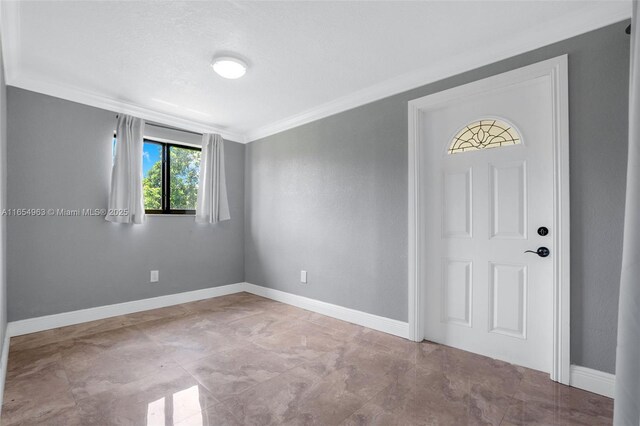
[146,214,196,217]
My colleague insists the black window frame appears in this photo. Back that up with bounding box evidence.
[143,138,201,215]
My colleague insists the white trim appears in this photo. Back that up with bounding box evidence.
[0,1,630,144]
[244,4,629,142]
[552,54,572,387]
[7,73,244,143]
[145,214,196,217]
[143,134,201,150]
[0,329,10,414]
[570,365,615,398]
[243,283,410,339]
[407,100,423,342]
[407,56,571,384]
[5,282,410,340]
[6,282,246,337]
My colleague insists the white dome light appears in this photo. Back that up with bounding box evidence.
[211,57,247,79]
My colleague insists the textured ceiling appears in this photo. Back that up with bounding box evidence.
[2,1,631,141]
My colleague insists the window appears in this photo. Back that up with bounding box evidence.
[143,139,201,214]
[448,119,521,154]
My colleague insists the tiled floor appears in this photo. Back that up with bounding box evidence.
[2,292,612,425]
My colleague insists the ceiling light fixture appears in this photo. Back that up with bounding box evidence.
[211,56,247,79]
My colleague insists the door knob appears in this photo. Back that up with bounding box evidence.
[524,247,550,257]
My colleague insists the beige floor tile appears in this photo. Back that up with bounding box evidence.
[175,402,242,426]
[224,311,299,341]
[250,321,349,367]
[222,367,325,425]
[122,303,191,326]
[2,292,615,426]
[6,339,74,380]
[140,317,251,365]
[74,365,219,426]
[182,342,293,399]
[2,362,77,426]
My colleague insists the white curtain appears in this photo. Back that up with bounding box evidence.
[106,114,146,224]
[195,133,230,224]
[614,6,640,425]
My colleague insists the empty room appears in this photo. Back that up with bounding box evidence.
[0,0,639,425]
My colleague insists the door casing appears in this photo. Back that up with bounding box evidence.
[407,55,570,384]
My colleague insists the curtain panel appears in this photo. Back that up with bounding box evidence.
[106,114,146,224]
[195,133,230,224]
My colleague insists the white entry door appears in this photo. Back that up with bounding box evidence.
[419,64,562,373]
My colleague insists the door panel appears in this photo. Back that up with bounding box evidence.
[489,262,527,339]
[490,161,527,239]
[442,259,473,327]
[442,169,472,238]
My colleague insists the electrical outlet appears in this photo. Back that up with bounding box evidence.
[300,270,307,284]
[150,270,159,283]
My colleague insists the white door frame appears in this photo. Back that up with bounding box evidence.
[407,55,570,384]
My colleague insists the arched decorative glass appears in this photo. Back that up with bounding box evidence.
[448,119,521,154]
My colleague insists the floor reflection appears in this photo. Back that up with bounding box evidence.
[146,385,203,426]
[2,292,614,425]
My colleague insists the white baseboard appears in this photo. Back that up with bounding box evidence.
[6,282,410,341]
[6,282,246,337]
[13,283,622,409]
[0,327,10,412]
[570,365,615,398]
[0,281,407,421]
[6,283,612,400]
[244,283,410,339]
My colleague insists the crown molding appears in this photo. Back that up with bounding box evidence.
[0,0,631,144]
[244,2,631,142]
[8,73,245,142]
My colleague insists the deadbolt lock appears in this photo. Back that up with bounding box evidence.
[537,227,549,236]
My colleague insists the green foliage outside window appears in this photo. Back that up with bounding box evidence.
[142,142,201,212]
[169,146,201,210]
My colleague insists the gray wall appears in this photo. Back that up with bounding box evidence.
[0,37,7,360]
[245,22,630,374]
[6,88,245,320]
